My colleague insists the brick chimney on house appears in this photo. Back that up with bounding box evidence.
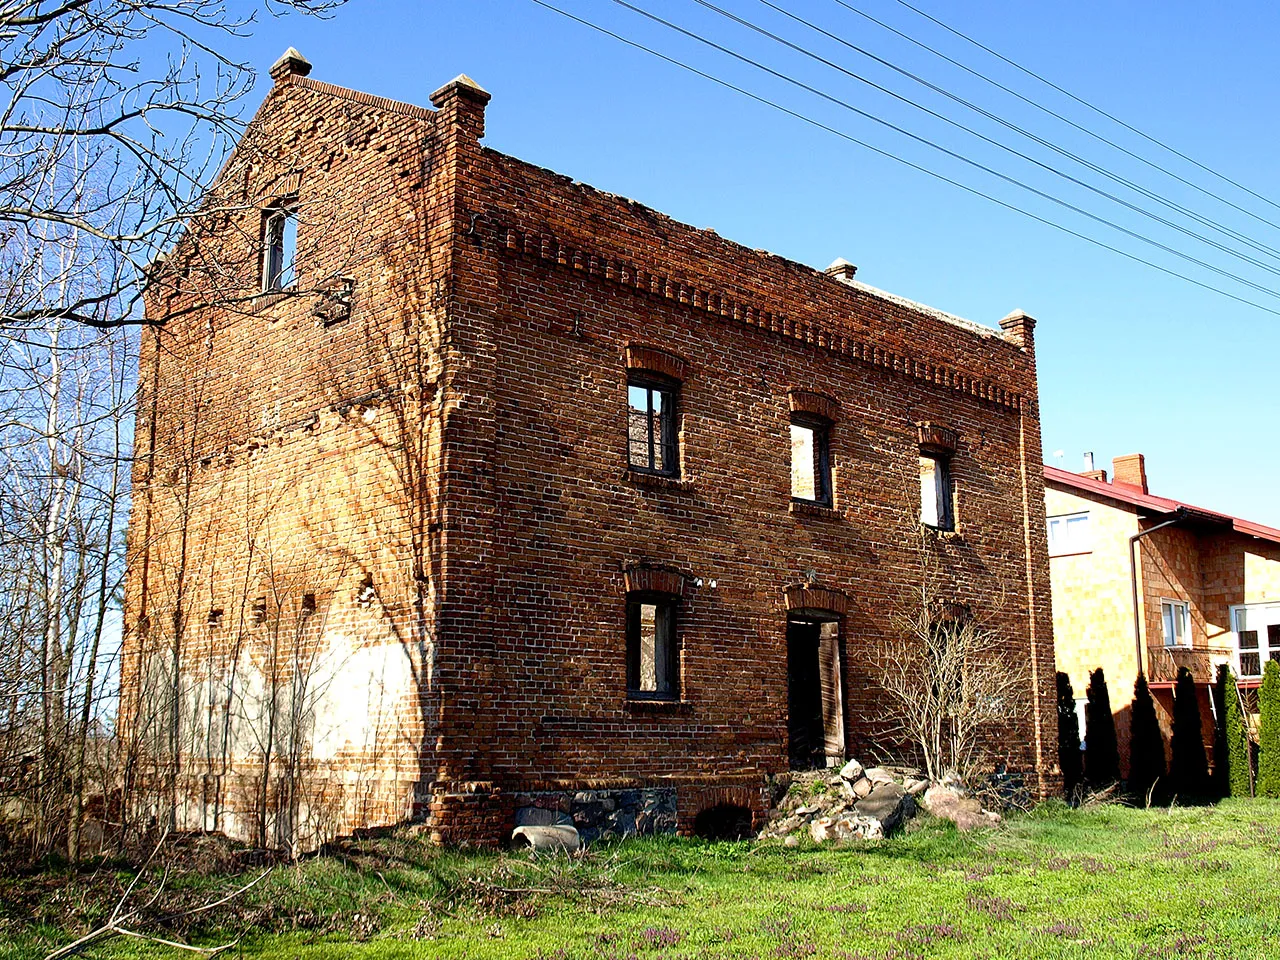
[1112,453,1148,494]
[430,74,491,141]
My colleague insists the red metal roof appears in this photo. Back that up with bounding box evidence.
[1044,464,1280,547]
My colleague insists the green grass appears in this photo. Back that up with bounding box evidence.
[7,800,1280,958]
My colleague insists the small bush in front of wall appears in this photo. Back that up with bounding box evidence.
[1128,673,1166,805]
[1258,661,1280,798]
[1169,667,1211,802]
[1056,672,1083,802]
[1085,668,1120,789]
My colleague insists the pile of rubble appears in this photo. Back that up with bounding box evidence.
[759,760,1003,844]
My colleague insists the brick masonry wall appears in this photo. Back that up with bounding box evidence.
[122,67,1060,848]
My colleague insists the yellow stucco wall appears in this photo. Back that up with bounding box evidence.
[1046,486,1141,705]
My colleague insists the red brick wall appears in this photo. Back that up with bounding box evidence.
[122,68,1059,848]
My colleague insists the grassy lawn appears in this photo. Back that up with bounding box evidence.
[6,799,1280,959]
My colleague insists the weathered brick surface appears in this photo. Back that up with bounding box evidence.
[121,65,1059,848]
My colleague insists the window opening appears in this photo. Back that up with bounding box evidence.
[627,375,678,476]
[1048,512,1091,555]
[1161,599,1190,648]
[790,416,832,506]
[920,453,954,530]
[262,203,298,292]
[626,594,679,699]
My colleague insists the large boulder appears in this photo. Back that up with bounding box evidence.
[921,784,989,832]
[853,783,913,833]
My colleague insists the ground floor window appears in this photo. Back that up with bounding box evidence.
[1232,603,1280,678]
[627,594,679,699]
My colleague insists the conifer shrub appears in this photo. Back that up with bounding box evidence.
[1169,667,1211,802]
[1215,665,1252,798]
[1258,661,1280,798]
[1127,673,1165,804]
[1085,668,1120,788]
[1056,672,1082,801]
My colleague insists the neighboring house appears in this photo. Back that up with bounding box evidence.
[121,51,1058,848]
[1046,455,1280,772]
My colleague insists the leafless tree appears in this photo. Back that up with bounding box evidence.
[875,465,1032,783]
[0,0,353,863]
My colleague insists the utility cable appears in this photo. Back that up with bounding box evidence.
[683,0,1280,281]
[523,0,1280,319]
[751,0,1280,267]
[605,0,1280,300]
[890,0,1280,216]
[827,0,1280,239]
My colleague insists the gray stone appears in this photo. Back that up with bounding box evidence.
[851,776,874,799]
[514,806,574,828]
[854,783,910,833]
[512,824,580,852]
[838,758,865,782]
[904,778,929,796]
[864,767,896,787]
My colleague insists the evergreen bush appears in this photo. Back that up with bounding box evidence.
[1258,660,1280,798]
[1085,668,1120,788]
[1169,667,1211,801]
[1214,665,1252,798]
[1056,672,1082,801]
[1128,672,1165,804]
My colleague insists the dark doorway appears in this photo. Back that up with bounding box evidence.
[789,616,842,770]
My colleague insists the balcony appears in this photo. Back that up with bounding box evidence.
[1147,645,1234,684]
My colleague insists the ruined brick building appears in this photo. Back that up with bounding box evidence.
[122,50,1058,847]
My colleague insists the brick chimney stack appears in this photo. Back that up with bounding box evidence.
[999,309,1037,351]
[430,74,491,141]
[269,47,312,83]
[1112,453,1148,494]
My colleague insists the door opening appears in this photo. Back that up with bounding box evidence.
[787,614,844,770]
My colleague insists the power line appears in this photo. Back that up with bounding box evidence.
[751,0,1280,267]
[606,0,1280,301]
[683,0,1280,282]
[522,0,1280,319]
[827,0,1280,240]
[890,0,1280,216]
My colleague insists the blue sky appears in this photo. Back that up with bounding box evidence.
[233,0,1279,525]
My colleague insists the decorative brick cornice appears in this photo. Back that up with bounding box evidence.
[624,344,688,382]
[917,421,959,455]
[788,389,840,423]
[496,223,1023,411]
[286,75,438,122]
[623,564,686,598]
[783,584,848,615]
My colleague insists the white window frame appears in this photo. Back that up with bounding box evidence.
[1231,603,1280,679]
[1047,511,1091,557]
[1160,598,1190,648]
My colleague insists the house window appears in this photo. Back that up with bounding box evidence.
[919,453,954,530]
[627,374,679,476]
[1239,630,1261,678]
[626,594,679,700]
[261,203,298,292]
[1161,599,1190,648]
[790,415,832,506]
[1048,512,1091,556]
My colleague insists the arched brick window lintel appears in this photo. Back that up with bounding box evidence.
[788,389,839,423]
[917,420,959,455]
[624,564,687,599]
[783,584,848,616]
[624,345,689,382]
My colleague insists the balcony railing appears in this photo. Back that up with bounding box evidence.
[1147,645,1235,684]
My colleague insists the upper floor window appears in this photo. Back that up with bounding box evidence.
[1161,599,1190,648]
[627,373,679,476]
[919,453,954,530]
[261,202,298,292]
[1048,511,1091,556]
[917,422,958,532]
[1234,604,1280,678]
[627,593,680,700]
[790,415,832,506]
